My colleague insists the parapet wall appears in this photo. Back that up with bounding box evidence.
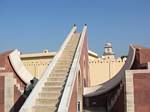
[20,52,55,79]
[89,58,126,86]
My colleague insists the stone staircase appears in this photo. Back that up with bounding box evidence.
[32,33,80,112]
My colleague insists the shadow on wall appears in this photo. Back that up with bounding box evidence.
[10,78,38,112]
[10,95,26,112]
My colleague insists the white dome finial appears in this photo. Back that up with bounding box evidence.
[103,42,114,56]
[105,43,112,48]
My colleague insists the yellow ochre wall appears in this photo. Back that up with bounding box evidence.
[89,56,126,86]
[20,44,126,86]
[88,42,126,86]
[20,50,56,79]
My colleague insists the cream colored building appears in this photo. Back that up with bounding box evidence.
[20,50,56,79]
[20,43,126,86]
[89,43,126,86]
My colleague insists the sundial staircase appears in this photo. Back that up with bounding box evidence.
[32,33,80,112]
[19,26,85,112]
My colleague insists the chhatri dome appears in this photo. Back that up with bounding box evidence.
[103,42,115,56]
[105,43,112,48]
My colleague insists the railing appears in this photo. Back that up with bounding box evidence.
[57,25,87,112]
[19,26,77,112]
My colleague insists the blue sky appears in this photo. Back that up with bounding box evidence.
[0,0,150,56]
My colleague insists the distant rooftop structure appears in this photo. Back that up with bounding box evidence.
[89,43,126,85]
[103,42,115,56]
[103,42,115,59]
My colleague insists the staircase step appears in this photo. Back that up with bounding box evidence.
[33,105,56,112]
[65,44,77,47]
[63,52,74,54]
[57,59,72,62]
[36,98,59,106]
[61,54,74,57]
[63,50,75,52]
[58,58,72,62]
[47,77,66,81]
[56,62,71,65]
[54,65,70,69]
[42,86,63,91]
[66,44,77,46]
[55,62,70,65]
[45,81,64,86]
[62,50,75,53]
[53,68,69,72]
[51,73,68,77]
[46,80,64,83]
[39,92,61,98]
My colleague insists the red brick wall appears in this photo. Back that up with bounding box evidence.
[0,76,4,112]
[79,31,90,87]
[133,48,150,66]
[68,30,89,112]
[137,49,150,64]
[68,78,77,112]
[0,51,26,111]
[0,50,25,89]
[132,48,150,69]
[0,50,14,73]
[133,73,150,112]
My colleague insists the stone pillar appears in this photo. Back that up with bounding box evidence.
[125,70,135,112]
[4,73,14,112]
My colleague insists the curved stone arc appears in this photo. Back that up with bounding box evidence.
[84,45,136,97]
[9,49,34,84]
